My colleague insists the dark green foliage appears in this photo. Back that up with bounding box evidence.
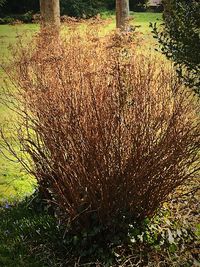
[0,195,65,267]
[60,0,104,18]
[0,11,33,24]
[151,0,200,96]
[1,0,104,19]
[0,0,6,13]
[0,0,6,7]
[0,0,149,18]
[0,194,198,266]
[1,0,39,15]
[0,17,14,24]
[60,0,149,17]
[130,0,148,11]
[103,0,148,11]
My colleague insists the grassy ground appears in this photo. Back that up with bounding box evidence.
[0,24,38,203]
[0,12,162,203]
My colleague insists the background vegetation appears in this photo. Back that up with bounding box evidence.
[151,0,200,96]
[0,0,149,19]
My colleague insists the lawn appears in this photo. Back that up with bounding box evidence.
[0,12,162,203]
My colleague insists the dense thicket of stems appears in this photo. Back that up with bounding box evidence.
[1,29,199,228]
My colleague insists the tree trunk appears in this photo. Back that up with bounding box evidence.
[40,0,60,29]
[116,0,130,30]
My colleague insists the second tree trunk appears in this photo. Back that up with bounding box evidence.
[40,0,60,29]
[116,0,130,30]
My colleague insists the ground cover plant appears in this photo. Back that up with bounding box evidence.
[0,178,199,266]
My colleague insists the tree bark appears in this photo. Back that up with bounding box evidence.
[116,0,130,30]
[40,0,60,29]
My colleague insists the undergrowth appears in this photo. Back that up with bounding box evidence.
[0,188,199,266]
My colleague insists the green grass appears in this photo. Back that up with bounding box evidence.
[0,197,63,267]
[0,12,162,203]
[101,11,162,37]
[0,23,38,203]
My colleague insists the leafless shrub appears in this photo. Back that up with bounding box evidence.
[1,28,199,229]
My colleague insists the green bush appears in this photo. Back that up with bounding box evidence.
[151,0,200,96]
[21,11,33,23]
[0,12,33,24]
[130,0,148,11]
[1,0,103,18]
[103,0,148,11]
[0,0,6,8]
[0,16,14,24]
[60,0,103,18]
[1,0,39,15]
